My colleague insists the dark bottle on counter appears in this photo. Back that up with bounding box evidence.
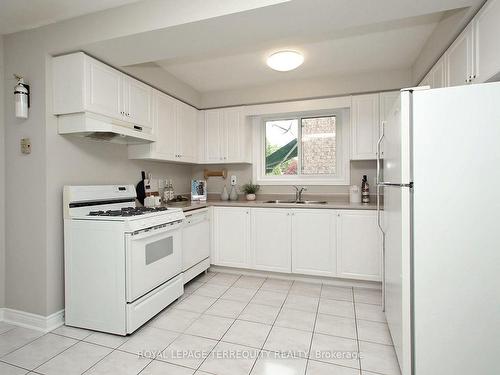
[362,175,370,204]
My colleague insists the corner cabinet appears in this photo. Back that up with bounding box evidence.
[198,107,252,164]
[128,91,198,163]
[351,94,380,160]
[212,207,251,268]
[336,210,382,281]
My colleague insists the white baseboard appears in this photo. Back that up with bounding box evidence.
[1,308,65,332]
[209,265,381,290]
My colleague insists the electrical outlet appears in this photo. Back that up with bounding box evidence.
[230,175,237,186]
[20,138,31,154]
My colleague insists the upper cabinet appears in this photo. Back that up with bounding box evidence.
[53,53,153,131]
[474,0,500,83]
[128,91,198,163]
[446,24,474,87]
[199,107,252,164]
[420,55,447,88]
[351,93,380,160]
[421,0,500,88]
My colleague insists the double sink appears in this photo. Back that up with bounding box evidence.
[263,200,327,205]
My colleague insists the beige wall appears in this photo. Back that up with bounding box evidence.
[192,160,378,197]
[2,0,273,316]
[0,35,5,308]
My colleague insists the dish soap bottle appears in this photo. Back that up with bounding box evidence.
[361,175,370,204]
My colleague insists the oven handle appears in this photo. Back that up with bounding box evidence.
[128,220,183,240]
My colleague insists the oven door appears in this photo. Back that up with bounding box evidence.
[125,220,182,302]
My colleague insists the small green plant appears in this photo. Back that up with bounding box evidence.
[241,182,260,195]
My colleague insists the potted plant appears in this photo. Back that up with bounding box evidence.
[241,182,260,201]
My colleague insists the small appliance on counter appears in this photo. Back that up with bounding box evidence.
[349,185,361,203]
[191,179,207,202]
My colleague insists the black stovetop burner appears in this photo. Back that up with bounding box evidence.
[88,206,169,217]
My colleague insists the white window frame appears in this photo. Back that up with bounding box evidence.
[252,108,350,185]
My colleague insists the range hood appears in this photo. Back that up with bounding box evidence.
[58,112,155,144]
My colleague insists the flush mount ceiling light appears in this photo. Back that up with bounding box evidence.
[266,50,304,71]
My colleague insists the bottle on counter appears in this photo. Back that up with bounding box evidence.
[162,179,170,203]
[361,175,370,204]
[221,185,229,201]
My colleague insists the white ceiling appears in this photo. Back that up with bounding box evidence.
[79,0,480,94]
[158,14,442,92]
[0,0,143,35]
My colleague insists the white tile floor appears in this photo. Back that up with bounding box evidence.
[0,271,401,375]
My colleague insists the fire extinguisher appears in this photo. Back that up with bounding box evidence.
[14,75,30,119]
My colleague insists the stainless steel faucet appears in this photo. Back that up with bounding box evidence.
[293,186,307,202]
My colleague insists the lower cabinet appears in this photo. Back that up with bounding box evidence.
[336,210,382,281]
[291,209,337,277]
[251,209,292,273]
[212,207,250,268]
[211,206,381,281]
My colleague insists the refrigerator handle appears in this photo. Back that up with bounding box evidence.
[376,121,386,311]
[376,121,386,186]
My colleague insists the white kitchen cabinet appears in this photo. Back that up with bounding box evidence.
[336,210,382,281]
[446,23,475,87]
[123,77,153,129]
[53,53,153,130]
[177,102,198,162]
[199,107,251,163]
[291,210,336,277]
[212,207,251,268]
[128,92,198,163]
[84,57,122,119]
[474,0,500,83]
[419,56,446,88]
[251,209,292,273]
[379,91,400,159]
[430,56,447,88]
[351,93,380,160]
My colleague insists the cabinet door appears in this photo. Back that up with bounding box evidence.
[223,108,242,162]
[336,210,382,281]
[85,58,122,119]
[124,77,153,128]
[379,91,400,159]
[213,207,250,268]
[177,103,197,162]
[204,110,223,162]
[153,92,178,160]
[351,94,380,160]
[251,209,292,273]
[446,24,474,87]
[291,210,336,277]
[475,0,500,82]
[431,57,447,88]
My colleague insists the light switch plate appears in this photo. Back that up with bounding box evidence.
[230,175,237,186]
[21,138,31,154]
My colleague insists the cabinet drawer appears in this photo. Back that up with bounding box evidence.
[126,274,183,334]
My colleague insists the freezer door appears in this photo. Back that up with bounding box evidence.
[381,90,412,375]
[412,83,500,375]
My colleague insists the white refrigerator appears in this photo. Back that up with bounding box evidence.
[379,82,500,375]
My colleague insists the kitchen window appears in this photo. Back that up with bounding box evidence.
[255,110,349,185]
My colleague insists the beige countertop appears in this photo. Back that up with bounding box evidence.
[170,195,381,213]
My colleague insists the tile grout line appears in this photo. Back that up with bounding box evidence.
[304,281,323,375]
[352,287,362,374]
[190,273,264,374]
[246,277,294,375]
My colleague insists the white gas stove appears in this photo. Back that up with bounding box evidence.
[63,185,185,335]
